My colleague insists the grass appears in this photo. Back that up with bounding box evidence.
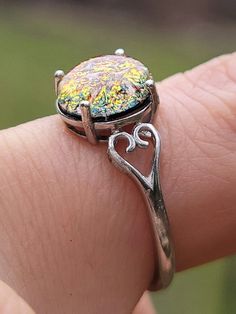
[0,6,235,313]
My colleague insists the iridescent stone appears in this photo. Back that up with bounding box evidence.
[57,55,152,120]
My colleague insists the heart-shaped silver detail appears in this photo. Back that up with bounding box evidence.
[107,123,175,290]
[108,123,161,191]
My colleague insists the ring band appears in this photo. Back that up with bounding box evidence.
[54,48,175,290]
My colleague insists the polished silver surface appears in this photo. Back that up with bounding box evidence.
[56,97,154,141]
[79,101,97,144]
[145,79,154,87]
[145,79,159,123]
[108,123,175,290]
[114,48,125,56]
[54,70,64,96]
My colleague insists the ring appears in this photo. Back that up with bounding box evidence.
[54,48,175,290]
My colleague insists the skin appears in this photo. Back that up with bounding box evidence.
[0,53,235,313]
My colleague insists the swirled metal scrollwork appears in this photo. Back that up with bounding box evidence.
[108,123,175,290]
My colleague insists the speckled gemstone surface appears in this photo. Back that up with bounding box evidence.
[57,55,151,120]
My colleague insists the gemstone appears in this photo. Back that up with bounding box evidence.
[57,55,152,120]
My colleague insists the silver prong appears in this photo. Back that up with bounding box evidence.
[54,70,65,96]
[145,79,155,87]
[79,101,97,144]
[146,79,159,120]
[114,48,125,56]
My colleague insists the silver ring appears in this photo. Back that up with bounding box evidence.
[54,49,175,290]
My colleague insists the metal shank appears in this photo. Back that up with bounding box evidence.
[108,123,175,290]
[55,53,175,290]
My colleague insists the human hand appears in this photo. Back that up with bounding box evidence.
[0,53,235,313]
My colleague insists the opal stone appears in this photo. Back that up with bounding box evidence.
[57,55,151,120]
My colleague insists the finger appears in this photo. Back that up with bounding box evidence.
[0,53,235,313]
[158,52,236,270]
[132,292,156,314]
[0,280,35,314]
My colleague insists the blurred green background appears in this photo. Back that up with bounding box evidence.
[0,3,235,313]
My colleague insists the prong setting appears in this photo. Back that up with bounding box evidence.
[79,100,90,108]
[56,54,158,141]
[145,79,155,87]
[79,101,97,144]
[114,48,125,56]
[54,69,65,79]
[145,79,159,120]
[54,70,65,96]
